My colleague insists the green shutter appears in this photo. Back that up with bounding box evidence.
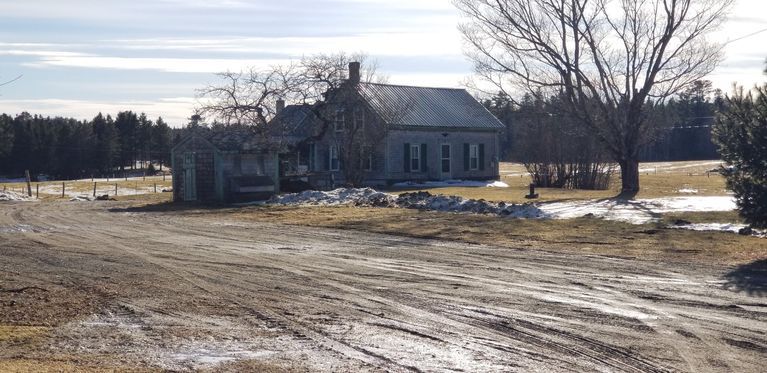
[421,143,427,172]
[339,146,344,170]
[404,143,411,172]
[463,143,470,171]
[479,144,485,171]
[326,147,331,170]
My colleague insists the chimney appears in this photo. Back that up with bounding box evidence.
[348,61,360,84]
[276,99,285,114]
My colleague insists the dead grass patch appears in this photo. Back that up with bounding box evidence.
[0,358,158,372]
[226,206,764,266]
[0,325,48,343]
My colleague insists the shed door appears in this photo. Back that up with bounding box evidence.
[183,152,197,201]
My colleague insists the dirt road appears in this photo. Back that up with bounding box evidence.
[1,201,765,372]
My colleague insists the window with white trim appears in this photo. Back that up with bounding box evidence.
[329,145,340,171]
[469,144,479,170]
[411,144,421,172]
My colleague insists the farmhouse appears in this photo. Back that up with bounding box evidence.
[172,62,505,202]
[276,62,505,189]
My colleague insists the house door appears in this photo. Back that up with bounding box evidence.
[183,152,197,201]
[440,144,451,180]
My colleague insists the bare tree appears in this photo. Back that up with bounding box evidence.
[196,52,403,187]
[455,0,733,193]
[196,64,300,128]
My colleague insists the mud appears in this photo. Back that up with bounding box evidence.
[0,201,765,371]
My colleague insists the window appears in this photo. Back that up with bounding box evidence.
[411,144,421,172]
[353,107,365,129]
[361,146,373,171]
[329,145,340,171]
[469,144,479,170]
[441,144,451,173]
[334,109,345,132]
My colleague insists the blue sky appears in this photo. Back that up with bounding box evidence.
[1,0,766,126]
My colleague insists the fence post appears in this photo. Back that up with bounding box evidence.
[62,182,65,198]
[154,183,157,193]
[93,182,97,197]
[115,184,118,196]
[36,184,39,199]
[25,170,32,197]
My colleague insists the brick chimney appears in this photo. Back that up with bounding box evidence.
[276,99,285,114]
[348,61,360,84]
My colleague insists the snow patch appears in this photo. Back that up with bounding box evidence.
[668,222,765,237]
[677,188,698,194]
[0,190,31,201]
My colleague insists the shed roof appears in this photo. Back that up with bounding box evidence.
[356,82,504,130]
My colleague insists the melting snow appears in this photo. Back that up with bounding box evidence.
[0,190,31,201]
[677,188,698,194]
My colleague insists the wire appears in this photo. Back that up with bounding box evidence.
[724,26,767,46]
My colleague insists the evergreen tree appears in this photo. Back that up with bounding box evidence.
[152,117,172,170]
[114,111,139,170]
[713,83,767,228]
[92,113,119,173]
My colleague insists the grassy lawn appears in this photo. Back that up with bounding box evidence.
[221,205,762,266]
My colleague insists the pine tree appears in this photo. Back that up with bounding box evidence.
[713,84,767,228]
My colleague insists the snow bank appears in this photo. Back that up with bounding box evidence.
[0,190,31,201]
[269,188,397,206]
[392,179,509,188]
[269,189,542,217]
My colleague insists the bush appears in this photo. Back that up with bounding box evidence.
[713,86,767,228]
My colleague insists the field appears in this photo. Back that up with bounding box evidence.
[1,160,765,372]
[1,175,173,201]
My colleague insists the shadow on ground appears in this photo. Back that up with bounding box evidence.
[108,201,231,214]
[724,259,767,297]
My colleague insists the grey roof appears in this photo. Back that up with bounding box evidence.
[206,129,271,152]
[357,82,504,129]
[268,104,321,138]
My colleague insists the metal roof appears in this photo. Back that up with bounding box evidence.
[356,82,504,130]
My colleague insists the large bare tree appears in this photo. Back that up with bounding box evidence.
[195,53,402,187]
[455,0,733,193]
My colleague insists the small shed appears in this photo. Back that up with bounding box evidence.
[171,129,280,202]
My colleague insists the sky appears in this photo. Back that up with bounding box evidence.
[0,0,765,127]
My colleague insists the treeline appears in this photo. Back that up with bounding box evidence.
[485,80,723,163]
[0,111,177,180]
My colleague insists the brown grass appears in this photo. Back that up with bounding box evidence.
[225,206,764,266]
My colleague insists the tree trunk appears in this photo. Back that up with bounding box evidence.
[618,158,640,194]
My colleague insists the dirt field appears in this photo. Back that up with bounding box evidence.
[1,200,766,372]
